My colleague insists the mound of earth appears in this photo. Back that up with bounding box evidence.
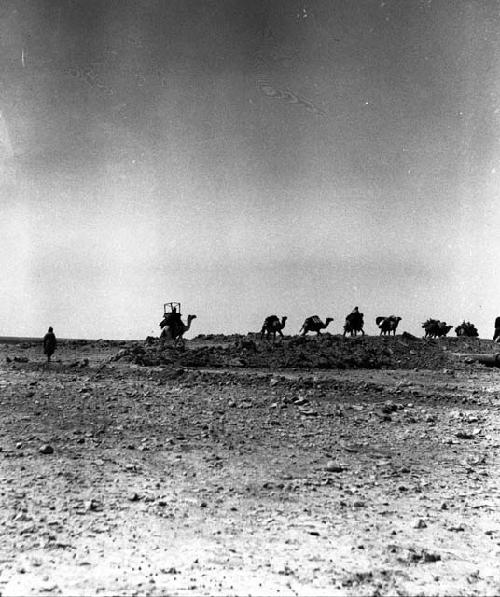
[114,334,500,371]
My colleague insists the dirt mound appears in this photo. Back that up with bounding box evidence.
[114,334,500,370]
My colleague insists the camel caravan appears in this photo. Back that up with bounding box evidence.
[154,300,496,347]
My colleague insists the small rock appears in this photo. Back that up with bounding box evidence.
[382,401,398,414]
[422,550,441,563]
[294,397,309,406]
[325,462,346,473]
[413,519,427,529]
[299,408,318,417]
[39,444,54,455]
[407,549,441,563]
[448,524,465,532]
[85,499,103,512]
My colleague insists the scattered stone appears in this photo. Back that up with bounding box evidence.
[413,519,427,529]
[85,499,103,512]
[298,408,318,416]
[382,401,398,414]
[456,431,474,440]
[325,462,346,473]
[407,549,441,563]
[422,550,441,563]
[14,356,29,363]
[293,397,309,406]
[39,444,54,455]
[448,524,465,532]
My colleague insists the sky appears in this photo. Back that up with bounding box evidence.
[1,0,500,339]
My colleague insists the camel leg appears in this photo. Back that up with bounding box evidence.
[160,327,174,349]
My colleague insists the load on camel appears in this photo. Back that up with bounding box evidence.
[422,319,452,339]
[455,321,479,337]
[343,307,365,337]
[299,315,333,336]
[376,315,402,336]
[260,315,287,342]
[159,302,197,348]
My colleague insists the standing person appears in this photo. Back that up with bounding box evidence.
[43,327,57,363]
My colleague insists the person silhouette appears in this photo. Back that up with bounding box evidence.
[43,327,57,363]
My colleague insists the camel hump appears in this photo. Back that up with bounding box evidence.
[264,315,280,326]
[307,315,322,326]
[375,316,385,326]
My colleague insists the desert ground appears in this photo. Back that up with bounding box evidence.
[1,333,500,596]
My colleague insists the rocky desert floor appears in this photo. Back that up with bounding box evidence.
[1,334,500,596]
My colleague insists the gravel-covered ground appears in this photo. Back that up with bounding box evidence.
[1,336,500,596]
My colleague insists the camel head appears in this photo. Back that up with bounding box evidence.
[325,317,334,325]
[280,316,287,328]
[186,314,197,327]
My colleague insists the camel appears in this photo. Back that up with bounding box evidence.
[422,319,452,339]
[494,316,500,342]
[343,307,365,337]
[299,316,333,336]
[160,314,197,347]
[260,315,287,342]
[376,316,402,336]
[455,321,478,337]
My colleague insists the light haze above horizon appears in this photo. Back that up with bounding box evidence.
[1,0,500,340]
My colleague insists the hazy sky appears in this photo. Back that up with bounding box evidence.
[1,0,500,339]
